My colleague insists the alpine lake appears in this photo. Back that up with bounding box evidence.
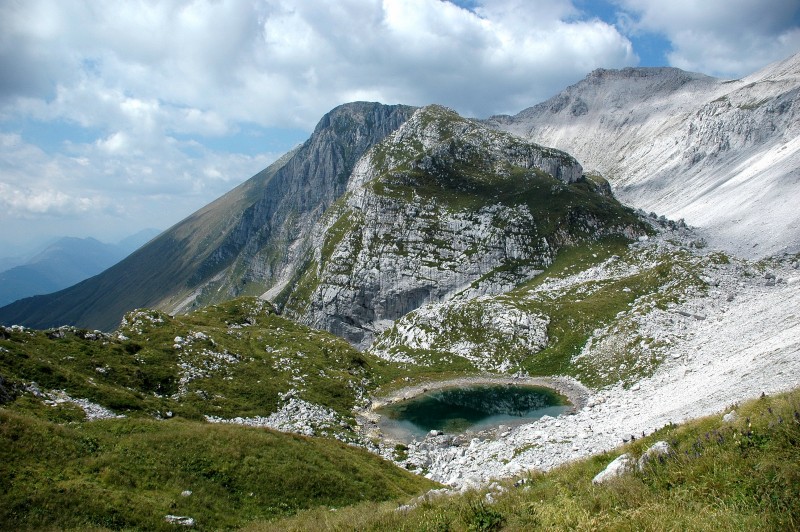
[376,384,572,441]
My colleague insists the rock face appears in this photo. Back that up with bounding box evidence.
[370,297,549,371]
[489,53,800,258]
[281,105,643,348]
[185,102,417,310]
[205,398,342,438]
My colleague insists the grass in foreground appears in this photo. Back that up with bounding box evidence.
[0,413,437,531]
[254,388,800,531]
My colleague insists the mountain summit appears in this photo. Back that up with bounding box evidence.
[279,105,641,348]
[489,52,800,258]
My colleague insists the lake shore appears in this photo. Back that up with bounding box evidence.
[369,374,590,412]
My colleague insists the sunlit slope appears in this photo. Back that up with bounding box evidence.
[490,53,800,257]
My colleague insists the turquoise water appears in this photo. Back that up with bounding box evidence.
[377,384,571,441]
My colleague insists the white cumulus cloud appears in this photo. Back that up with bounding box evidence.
[0,0,796,247]
[615,0,800,77]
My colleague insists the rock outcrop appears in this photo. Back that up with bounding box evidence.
[282,105,644,348]
[370,297,549,371]
[592,440,672,484]
[592,453,633,484]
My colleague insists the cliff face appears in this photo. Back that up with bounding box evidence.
[489,53,800,258]
[175,102,417,312]
[281,105,644,349]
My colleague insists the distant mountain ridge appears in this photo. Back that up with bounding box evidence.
[0,230,159,307]
[488,52,800,258]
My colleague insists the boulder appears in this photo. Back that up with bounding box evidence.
[592,453,633,484]
[164,515,195,527]
[637,441,672,470]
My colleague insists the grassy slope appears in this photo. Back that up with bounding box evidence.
[0,298,377,425]
[509,236,706,387]
[0,413,436,530]
[0,297,438,530]
[255,388,800,531]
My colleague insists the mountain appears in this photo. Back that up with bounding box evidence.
[0,256,25,273]
[279,105,643,348]
[1,58,799,531]
[488,52,800,258]
[0,103,415,331]
[2,55,798,331]
[0,230,160,307]
[116,227,161,251]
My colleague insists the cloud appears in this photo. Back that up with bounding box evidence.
[0,131,275,237]
[7,0,793,246]
[0,184,100,216]
[615,0,800,77]
[0,133,105,217]
[1,0,637,128]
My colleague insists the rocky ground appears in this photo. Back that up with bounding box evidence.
[361,225,800,489]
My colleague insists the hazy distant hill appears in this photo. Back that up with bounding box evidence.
[0,229,159,307]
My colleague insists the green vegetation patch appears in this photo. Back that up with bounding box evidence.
[508,238,704,386]
[0,297,377,424]
[0,412,437,531]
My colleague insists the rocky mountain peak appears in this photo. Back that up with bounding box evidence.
[490,52,800,258]
[348,105,583,194]
[178,101,417,309]
[280,106,641,348]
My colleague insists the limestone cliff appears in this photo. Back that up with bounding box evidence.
[178,102,417,312]
[281,106,644,349]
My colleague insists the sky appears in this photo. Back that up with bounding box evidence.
[1,0,799,257]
